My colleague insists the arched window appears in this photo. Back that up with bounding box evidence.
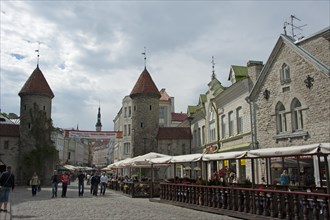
[280,63,291,84]
[291,98,303,131]
[276,102,287,133]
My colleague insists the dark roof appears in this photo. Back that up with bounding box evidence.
[130,68,160,98]
[157,127,192,140]
[0,124,20,137]
[171,112,188,122]
[19,65,54,98]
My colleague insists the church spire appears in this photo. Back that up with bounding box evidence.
[95,106,102,131]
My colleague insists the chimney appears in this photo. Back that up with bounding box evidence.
[247,60,263,85]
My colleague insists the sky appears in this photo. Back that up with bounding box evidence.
[1,1,329,131]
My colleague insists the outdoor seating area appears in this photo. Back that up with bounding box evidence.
[106,143,329,219]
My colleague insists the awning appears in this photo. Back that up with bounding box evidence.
[247,143,321,158]
[203,151,247,161]
[170,153,203,163]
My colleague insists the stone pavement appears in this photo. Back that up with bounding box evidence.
[6,181,241,220]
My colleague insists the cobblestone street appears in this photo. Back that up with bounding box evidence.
[9,182,240,220]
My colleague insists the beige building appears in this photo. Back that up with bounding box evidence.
[249,27,330,185]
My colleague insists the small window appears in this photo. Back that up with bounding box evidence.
[280,63,291,84]
[124,143,130,154]
[140,122,143,128]
[43,106,46,111]
[150,105,152,110]
[24,105,27,111]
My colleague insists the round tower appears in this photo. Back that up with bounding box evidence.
[130,68,160,157]
[18,64,54,184]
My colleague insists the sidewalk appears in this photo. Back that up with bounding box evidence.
[8,183,241,220]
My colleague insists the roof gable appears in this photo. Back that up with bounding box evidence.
[249,31,330,100]
[19,65,54,98]
[171,112,188,122]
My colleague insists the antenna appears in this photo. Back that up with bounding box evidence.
[283,15,307,40]
[141,46,147,68]
[211,56,216,79]
[35,42,41,66]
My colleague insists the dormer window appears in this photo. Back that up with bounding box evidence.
[280,63,291,84]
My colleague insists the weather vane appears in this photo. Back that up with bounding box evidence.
[142,46,147,68]
[211,56,216,79]
[35,42,40,66]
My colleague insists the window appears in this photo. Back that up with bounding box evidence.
[128,124,131,136]
[124,107,127,118]
[221,115,226,138]
[209,122,216,142]
[236,107,243,134]
[124,143,130,154]
[228,111,234,136]
[202,126,205,145]
[4,140,9,149]
[280,63,291,84]
[276,102,287,133]
[291,98,303,131]
[124,125,127,136]
[128,107,132,117]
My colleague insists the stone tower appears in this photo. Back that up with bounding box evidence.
[18,64,55,185]
[95,106,102,131]
[130,68,161,157]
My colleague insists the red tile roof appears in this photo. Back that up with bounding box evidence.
[172,112,188,122]
[19,65,54,98]
[130,68,160,98]
[157,127,191,140]
[0,124,20,137]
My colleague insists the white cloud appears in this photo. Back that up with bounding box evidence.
[1,1,329,130]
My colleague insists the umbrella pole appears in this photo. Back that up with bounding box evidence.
[151,164,154,198]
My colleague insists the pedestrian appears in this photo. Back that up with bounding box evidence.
[29,172,40,196]
[100,172,108,195]
[50,171,59,198]
[60,172,70,198]
[280,169,290,185]
[0,165,15,213]
[91,172,100,196]
[89,173,94,194]
[77,170,85,197]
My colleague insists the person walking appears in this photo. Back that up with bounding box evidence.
[29,172,40,196]
[60,172,70,198]
[50,171,59,198]
[100,173,108,195]
[91,172,100,196]
[77,171,85,197]
[0,165,15,213]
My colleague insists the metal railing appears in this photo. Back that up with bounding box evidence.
[160,183,329,220]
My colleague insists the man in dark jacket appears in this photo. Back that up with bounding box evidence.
[77,171,86,197]
[91,172,100,196]
[0,166,15,212]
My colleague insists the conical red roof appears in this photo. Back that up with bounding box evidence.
[130,68,160,98]
[18,65,54,98]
